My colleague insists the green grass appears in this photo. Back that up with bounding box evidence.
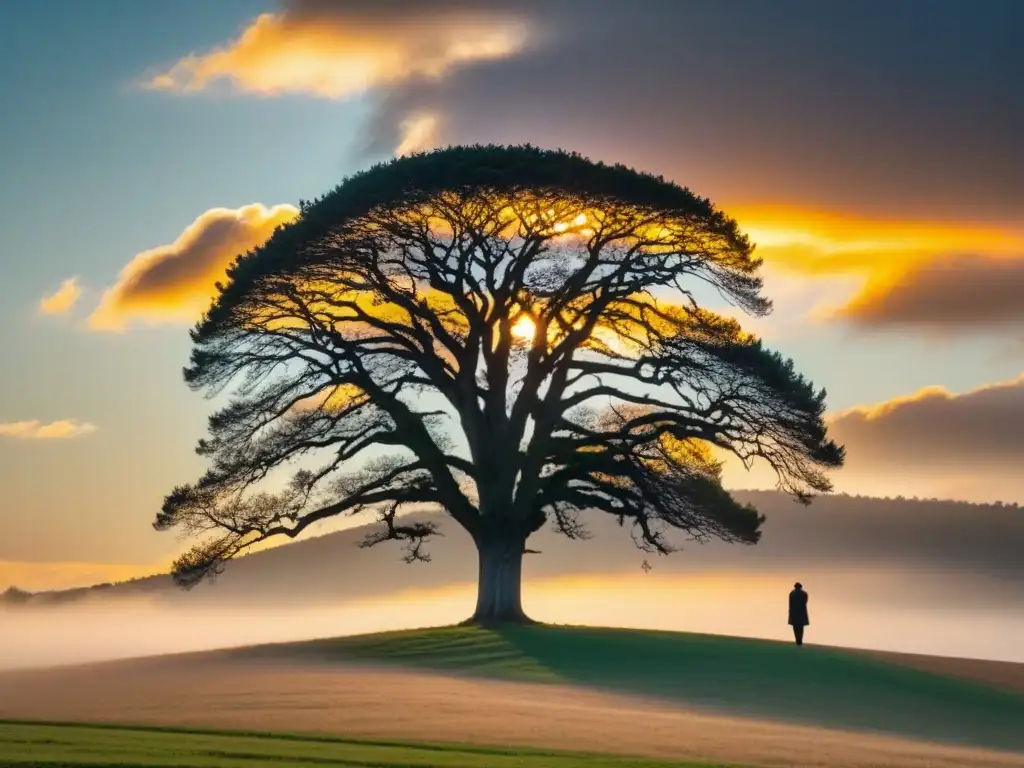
[0,721,737,767]
[240,624,1024,753]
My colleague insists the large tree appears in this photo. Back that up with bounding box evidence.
[156,145,844,624]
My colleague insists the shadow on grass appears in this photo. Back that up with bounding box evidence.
[240,624,1024,753]
[493,625,1024,753]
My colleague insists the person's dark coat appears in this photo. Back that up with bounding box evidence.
[788,587,809,627]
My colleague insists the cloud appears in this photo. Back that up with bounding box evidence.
[718,374,1024,504]
[823,376,1024,487]
[144,3,533,100]
[729,206,1024,276]
[0,420,97,440]
[139,0,1023,236]
[395,113,440,156]
[138,0,1024,333]
[826,253,1024,332]
[88,203,298,331]
[351,1,1022,224]
[720,208,1024,332]
[37,278,82,316]
[88,202,1022,339]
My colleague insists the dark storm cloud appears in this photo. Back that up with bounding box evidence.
[341,0,1023,221]
[151,0,1023,219]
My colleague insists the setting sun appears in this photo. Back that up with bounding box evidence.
[511,314,536,341]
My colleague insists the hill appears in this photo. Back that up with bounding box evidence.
[226,625,1024,752]
[2,625,1024,761]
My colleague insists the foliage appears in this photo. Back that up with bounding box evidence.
[156,144,843,595]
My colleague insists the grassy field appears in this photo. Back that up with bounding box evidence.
[0,721,737,768]
[3,626,1023,766]
[235,624,1024,752]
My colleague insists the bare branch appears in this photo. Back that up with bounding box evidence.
[358,503,442,563]
[160,146,843,589]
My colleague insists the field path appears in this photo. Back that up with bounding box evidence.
[1,654,1022,768]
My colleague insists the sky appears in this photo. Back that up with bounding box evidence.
[1,0,1022,591]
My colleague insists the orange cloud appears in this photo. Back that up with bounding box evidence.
[88,203,298,331]
[0,419,97,440]
[144,8,531,99]
[823,253,1024,331]
[729,205,1024,277]
[37,278,82,316]
[719,206,1024,331]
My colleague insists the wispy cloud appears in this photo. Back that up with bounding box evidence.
[0,419,97,440]
[395,113,439,156]
[722,207,1024,333]
[822,253,1024,333]
[37,277,82,316]
[143,5,532,100]
[88,203,298,331]
[731,206,1024,277]
[667,206,1024,336]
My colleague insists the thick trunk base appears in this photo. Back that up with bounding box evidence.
[464,535,533,626]
[458,614,539,628]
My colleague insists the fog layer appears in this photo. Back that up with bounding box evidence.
[3,493,1022,669]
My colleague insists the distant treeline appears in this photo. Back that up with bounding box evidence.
[3,491,1021,608]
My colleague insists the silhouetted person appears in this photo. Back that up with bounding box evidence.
[788,582,809,645]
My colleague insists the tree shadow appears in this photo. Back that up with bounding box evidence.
[491,624,1024,753]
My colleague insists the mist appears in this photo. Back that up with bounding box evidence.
[3,564,1023,671]
[4,493,1021,671]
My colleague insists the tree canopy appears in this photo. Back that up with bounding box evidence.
[155,144,844,623]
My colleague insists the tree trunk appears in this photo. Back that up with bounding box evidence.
[465,533,532,626]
